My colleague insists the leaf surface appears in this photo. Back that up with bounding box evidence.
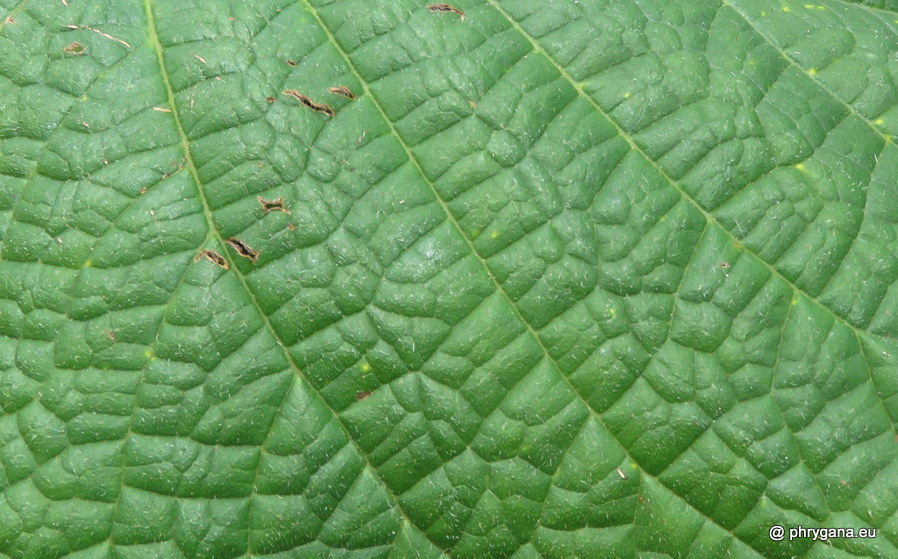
[2,0,898,558]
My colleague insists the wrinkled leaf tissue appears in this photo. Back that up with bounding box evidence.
[2,0,898,558]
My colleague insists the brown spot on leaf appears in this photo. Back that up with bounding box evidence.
[195,249,229,269]
[287,59,297,67]
[427,3,465,20]
[64,41,86,54]
[328,86,356,100]
[356,390,372,401]
[266,96,275,102]
[225,238,259,262]
[161,158,186,179]
[257,196,291,214]
[282,89,335,117]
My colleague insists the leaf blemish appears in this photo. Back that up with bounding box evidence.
[161,158,186,179]
[328,86,356,100]
[282,90,336,117]
[356,390,372,401]
[427,3,466,20]
[63,41,87,55]
[257,196,291,214]
[226,238,259,262]
[287,59,297,67]
[65,25,131,48]
[195,249,229,269]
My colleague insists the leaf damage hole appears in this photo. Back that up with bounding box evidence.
[287,59,297,67]
[427,3,465,20]
[356,391,372,401]
[266,96,276,102]
[225,238,259,262]
[195,249,229,269]
[282,89,335,117]
[328,86,356,100]
[63,41,86,55]
[257,196,291,214]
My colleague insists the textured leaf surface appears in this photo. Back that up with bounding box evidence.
[3,0,898,557]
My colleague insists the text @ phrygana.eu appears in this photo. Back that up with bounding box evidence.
[768,525,877,542]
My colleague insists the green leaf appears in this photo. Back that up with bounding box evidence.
[2,0,898,557]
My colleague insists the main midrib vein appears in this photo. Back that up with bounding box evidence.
[141,1,451,557]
